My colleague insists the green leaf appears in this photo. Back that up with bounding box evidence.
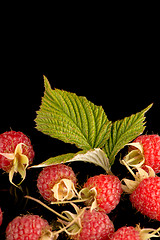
[35,76,112,150]
[30,148,111,173]
[103,104,153,165]
[30,152,77,168]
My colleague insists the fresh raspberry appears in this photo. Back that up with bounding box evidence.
[109,225,160,240]
[73,209,114,240]
[132,134,160,173]
[109,226,140,240]
[83,174,122,214]
[121,157,160,221]
[37,164,77,202]
[130,176,160,221]
[0,207,2,226]
[0,131,34,172]
[6,214,51,240]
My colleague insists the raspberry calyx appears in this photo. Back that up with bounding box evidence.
[121,160,155,194]
[136,225,160,240]
[78,187,98,211]
[51,178,78,201]
[0,143,29,187]
[57,203,87,237]
[39,228,58,240]
[123,142,145,168]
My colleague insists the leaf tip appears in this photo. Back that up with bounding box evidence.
[144,103,153,113]
[43,75,51,90]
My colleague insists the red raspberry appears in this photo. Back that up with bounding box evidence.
[130,176,160,221]
[0,131,34,186]
[73,209,114,240]
[0,131,34,172]
[83,174,122,214]
[37,164,77,202]
[109,226,140,240]
[109,225,160,239]
[6,214,51,240]
[0,207,2,226]
[132,134,160,173]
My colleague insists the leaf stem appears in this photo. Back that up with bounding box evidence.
[24,195,69,221]
[121,160,137,179]
[151,227,160,236]
[51,198,90,205]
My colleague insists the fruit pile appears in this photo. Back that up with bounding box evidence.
[0,77,160,239]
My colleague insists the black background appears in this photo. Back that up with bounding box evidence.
[0,11,160,239]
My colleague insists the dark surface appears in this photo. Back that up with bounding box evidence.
[0,20,160,239]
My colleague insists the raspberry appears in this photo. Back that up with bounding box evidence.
[83,174,122,214]
[0,131,34,172]
[110,227,141,240]
[37,164,77,202]
[73,209,114,240]
[0,131,35,185]
[109,226,140,240]
[132,134,160,173]
[5,214,51,240]
[0,207,2,226]
[109,225,160,240]
[130,176,160,221]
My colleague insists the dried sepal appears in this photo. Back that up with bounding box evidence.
[122,142,145,168]
[135,166,155,181]
[40,229,59,240]
[121,178,139,194]
[0,143,29,187]
[55,204,87,237]
[136,225,160,239]
[51,179,78,201]
[59,204,82,236]
[78,187,98,211]
[121,159,156,194]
